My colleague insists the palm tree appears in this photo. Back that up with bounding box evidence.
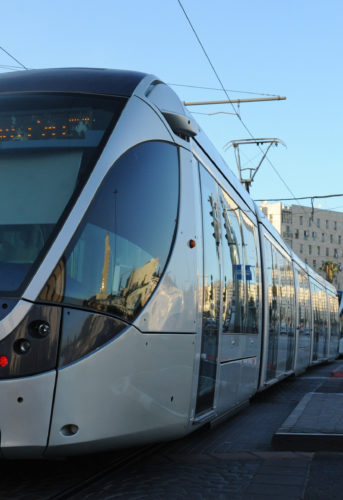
[320,261,338,283]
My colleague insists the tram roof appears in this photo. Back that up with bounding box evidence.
[0,68,148,96]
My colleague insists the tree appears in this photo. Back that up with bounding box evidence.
[320,261,338,283]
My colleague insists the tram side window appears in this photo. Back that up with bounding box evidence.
[281,255,295,370]
[196,164,221,414]
[240,211,261,333]
[311,283,328,360]
[312,284,320,361]
[41,141,179,322]
[297,270,311,336]
[200,167,221,337]
[320,289,329,343]
[220,188,245,333]
[278,254,295,337]
[329,294,339,339]
[266,239,280,380]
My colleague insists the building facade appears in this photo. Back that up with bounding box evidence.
[260,202,343,290]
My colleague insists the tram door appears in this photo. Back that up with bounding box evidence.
[195,165,221,416]
[294,266,311,372]
[311,282,328,362]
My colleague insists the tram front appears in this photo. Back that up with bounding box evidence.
[0,68,187,457]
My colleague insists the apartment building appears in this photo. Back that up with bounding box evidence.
[260,202,343,290]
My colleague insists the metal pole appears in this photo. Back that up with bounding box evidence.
[183,96,286,106]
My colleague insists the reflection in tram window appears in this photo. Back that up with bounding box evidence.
[329,294,340,357]
[220,190,245,333]
[297,271,311,338]
[281,256,295,371]
[240,212,261,334]
[311,283,328,361]
[0,93,125,296]
[266,240,280,380]
[41,142,179,322]
[266,244,295,379]
[196,165,220,414]
[296,269,311,368]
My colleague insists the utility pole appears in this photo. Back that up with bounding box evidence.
[225,138,286,192]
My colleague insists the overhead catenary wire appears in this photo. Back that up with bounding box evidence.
[0,46,27,70]
[257,194,343,218]
[191,111,237,116]
[176,0,305,212]
[0,64,25,71]
[255,194,343,202]
[259,209,343,217]
[168,82,279,97]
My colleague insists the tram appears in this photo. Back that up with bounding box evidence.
[0,68,339,458]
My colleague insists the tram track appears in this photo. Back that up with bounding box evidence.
[46,443,165,500]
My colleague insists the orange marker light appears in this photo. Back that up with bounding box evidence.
[188,239,196,248]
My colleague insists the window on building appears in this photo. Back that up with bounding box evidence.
[312,231,317,240]
[304,230,309,240]
[334,221,337,230]
[295,229,299,239]
[334,249,338,258]
[317,246,320,256]
[326,220,329,229]
[339,235,342,245]
[326,248,329,257]
[330,234,333,244]
[321,233,325,242]
[309,245,312,255]
[305,258,308,264]
[313,260,316,268]
[317,218,320,228]
[300,243,303,254]
[300,216,303,225]
[308,217,312,227]
[282,211,292,223]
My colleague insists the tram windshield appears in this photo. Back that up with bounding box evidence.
[0,93,126,296]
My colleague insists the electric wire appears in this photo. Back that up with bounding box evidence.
[0,46,27,70]
[191,110,237,116]
[176,0,304,211]
[0,64,24,71]
[168,82,278,97]
[255,194,343,202]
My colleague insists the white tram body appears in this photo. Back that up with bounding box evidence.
[0,68,339,458]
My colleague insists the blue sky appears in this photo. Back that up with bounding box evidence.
[1,0,342,211]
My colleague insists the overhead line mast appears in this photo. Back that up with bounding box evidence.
[184,96,287,191]
[183,96,286,106]
[225,138,286,193]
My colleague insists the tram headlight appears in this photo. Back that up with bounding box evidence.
[14,339,31,355]
[0,303,61,379]
[29,320,51,338]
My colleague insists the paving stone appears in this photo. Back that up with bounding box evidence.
[251,472,306,486]
[245,483,304,496]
